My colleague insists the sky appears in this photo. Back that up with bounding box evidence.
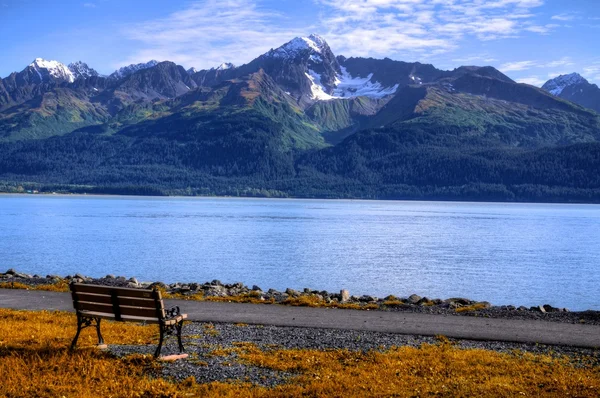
[1,0,599,86]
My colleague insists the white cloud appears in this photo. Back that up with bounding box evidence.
[119,0,304,70]
[516,76,546,86]
[500,57,574,72]
[316,0,548,59]
[551,13,576,21]
[500,60,537,72]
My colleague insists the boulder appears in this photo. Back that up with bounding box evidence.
[340,289,350,303]
[408,294,422,304]
[252,285,262,292]
[359,295,376,303]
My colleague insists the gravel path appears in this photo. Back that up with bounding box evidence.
[110,322,600,387]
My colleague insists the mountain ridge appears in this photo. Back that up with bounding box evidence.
[1,35,600,202]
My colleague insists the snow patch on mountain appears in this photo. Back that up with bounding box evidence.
[110,60,159,79]
[305,67,399,101]
[187,67,198,75]
[543,73,588,96]
[29,58,75,83]
[333,67,399,98]
[305,70,335,100]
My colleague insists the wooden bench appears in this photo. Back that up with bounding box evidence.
[70,283,187,359]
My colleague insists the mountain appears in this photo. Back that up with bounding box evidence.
[1,35,600,202]
[542,73,600,114]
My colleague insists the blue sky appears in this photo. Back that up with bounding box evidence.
[1,0,599,86]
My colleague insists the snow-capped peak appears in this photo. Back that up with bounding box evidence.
[215,62,235,71]
[68,61,100,80]
[269,34,329,59]
[543,73,588,96]
[110,60,160,80]
[29,58,75,83]
[187,67,198,75]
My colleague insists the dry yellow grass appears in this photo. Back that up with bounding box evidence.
[456,302,491,313]
[0,280,69,292]
[1,308,599,397]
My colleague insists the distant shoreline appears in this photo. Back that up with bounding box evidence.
[1,191,599,206]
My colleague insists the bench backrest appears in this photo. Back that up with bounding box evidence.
[70,283,165,321]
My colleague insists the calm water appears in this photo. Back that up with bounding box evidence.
[1,195,599,310]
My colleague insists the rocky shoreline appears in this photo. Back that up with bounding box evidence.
[2,268,599,325]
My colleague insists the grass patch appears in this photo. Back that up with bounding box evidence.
[1,309,599,397]
[456,303,490,313]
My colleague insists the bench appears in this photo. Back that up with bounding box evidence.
[70,283,187,359]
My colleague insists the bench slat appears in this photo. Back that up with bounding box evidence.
[71,283,156,299]
[76,301,162,318]
[73,293,161,309]
[77,311,186,325]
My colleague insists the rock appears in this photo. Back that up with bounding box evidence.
[416,297,429,305]
[128,277,138,284]
[105,274,115,279]
[189,283,200,291]
[149,282,167,290]
[303,288,311,294]
[211,279,222,286]
[127,282,139,288]
[267,288,279,294]
[531,305,546,313]
[408,294,422,304]
[446,298,471,306]
[543,304,559,313]
[285,288,300,297]
[5,268,17,275]
[518,306,528,311]
[252,285,262,291]
[74,273,86,280]
[359,295,376,303]
[340,289,350,303]
[116,276,126,282]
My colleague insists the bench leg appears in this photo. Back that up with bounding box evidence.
[71,316,103,351]
[70,315,84,350]
[176,321,184,353]
[95,318,105,345]
[154,324,165,358]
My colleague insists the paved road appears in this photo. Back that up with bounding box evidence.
[1,289,599,348]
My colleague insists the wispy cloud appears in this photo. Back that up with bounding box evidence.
[516,76,546,86]
[500,57,574,72]
[120,0,304,69]
[314,0,551,58]
[500,60,537,72]
[83,2,96,8]
[551,13,576,21]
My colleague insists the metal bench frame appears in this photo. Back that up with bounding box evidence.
[69,283,187,358]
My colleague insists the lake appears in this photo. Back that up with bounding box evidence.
[1,195,599,311]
